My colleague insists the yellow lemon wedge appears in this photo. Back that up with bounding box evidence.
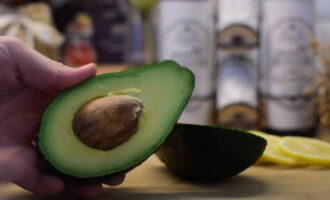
[278,136,330,167]
[250,131,302,166]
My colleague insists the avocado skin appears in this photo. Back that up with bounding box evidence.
[156,124,267,181]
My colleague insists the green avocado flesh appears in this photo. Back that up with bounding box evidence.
[38,61,194,178]
[156,124,267,181]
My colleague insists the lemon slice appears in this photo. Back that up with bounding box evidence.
[250,131,301,166]
[279,136,330,167]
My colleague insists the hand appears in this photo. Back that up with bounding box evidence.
[0,37,125,199]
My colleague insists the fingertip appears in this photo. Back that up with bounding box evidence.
[78,63,97,78]
[65,183,103,199]
[103,173,126,186]
[56,63,97,90]
[36,175,65,196]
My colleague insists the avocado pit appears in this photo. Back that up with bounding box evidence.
[72,95,143,151]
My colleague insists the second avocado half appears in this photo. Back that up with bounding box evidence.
[157,124,267,181]
[38,61,194,179]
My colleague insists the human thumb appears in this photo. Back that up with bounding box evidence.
[4,37,96,92]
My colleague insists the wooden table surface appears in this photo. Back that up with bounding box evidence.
[96,65,130,74]
[0,155,330,200]
[0,65,329,200]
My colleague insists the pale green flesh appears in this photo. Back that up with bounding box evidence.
[39,62,194,178]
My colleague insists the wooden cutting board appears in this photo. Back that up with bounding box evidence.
[0,155,329,200]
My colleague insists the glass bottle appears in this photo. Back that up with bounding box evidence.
[260,0,318,136]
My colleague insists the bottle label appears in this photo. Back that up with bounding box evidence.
[156,0,215,97]
[267,18,314,97]
[156,0,215,124]
[264,16,316,130]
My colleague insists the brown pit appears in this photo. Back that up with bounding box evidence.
[72,95,143,151]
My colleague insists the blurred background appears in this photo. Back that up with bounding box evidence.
[1,0,330,138]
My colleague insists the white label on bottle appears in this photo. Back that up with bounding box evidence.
[262,0,316,130]
[268,18,314,97]
[156,0,215,125]
[156,0,215,97]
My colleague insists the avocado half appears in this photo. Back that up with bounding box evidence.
[38,61,194,178]
[156,124,267,181]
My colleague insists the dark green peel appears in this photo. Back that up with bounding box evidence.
[156,124,267,181]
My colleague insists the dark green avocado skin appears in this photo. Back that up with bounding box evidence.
[156,124,267,181]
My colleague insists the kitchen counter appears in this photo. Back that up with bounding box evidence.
[0,155,330,200]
